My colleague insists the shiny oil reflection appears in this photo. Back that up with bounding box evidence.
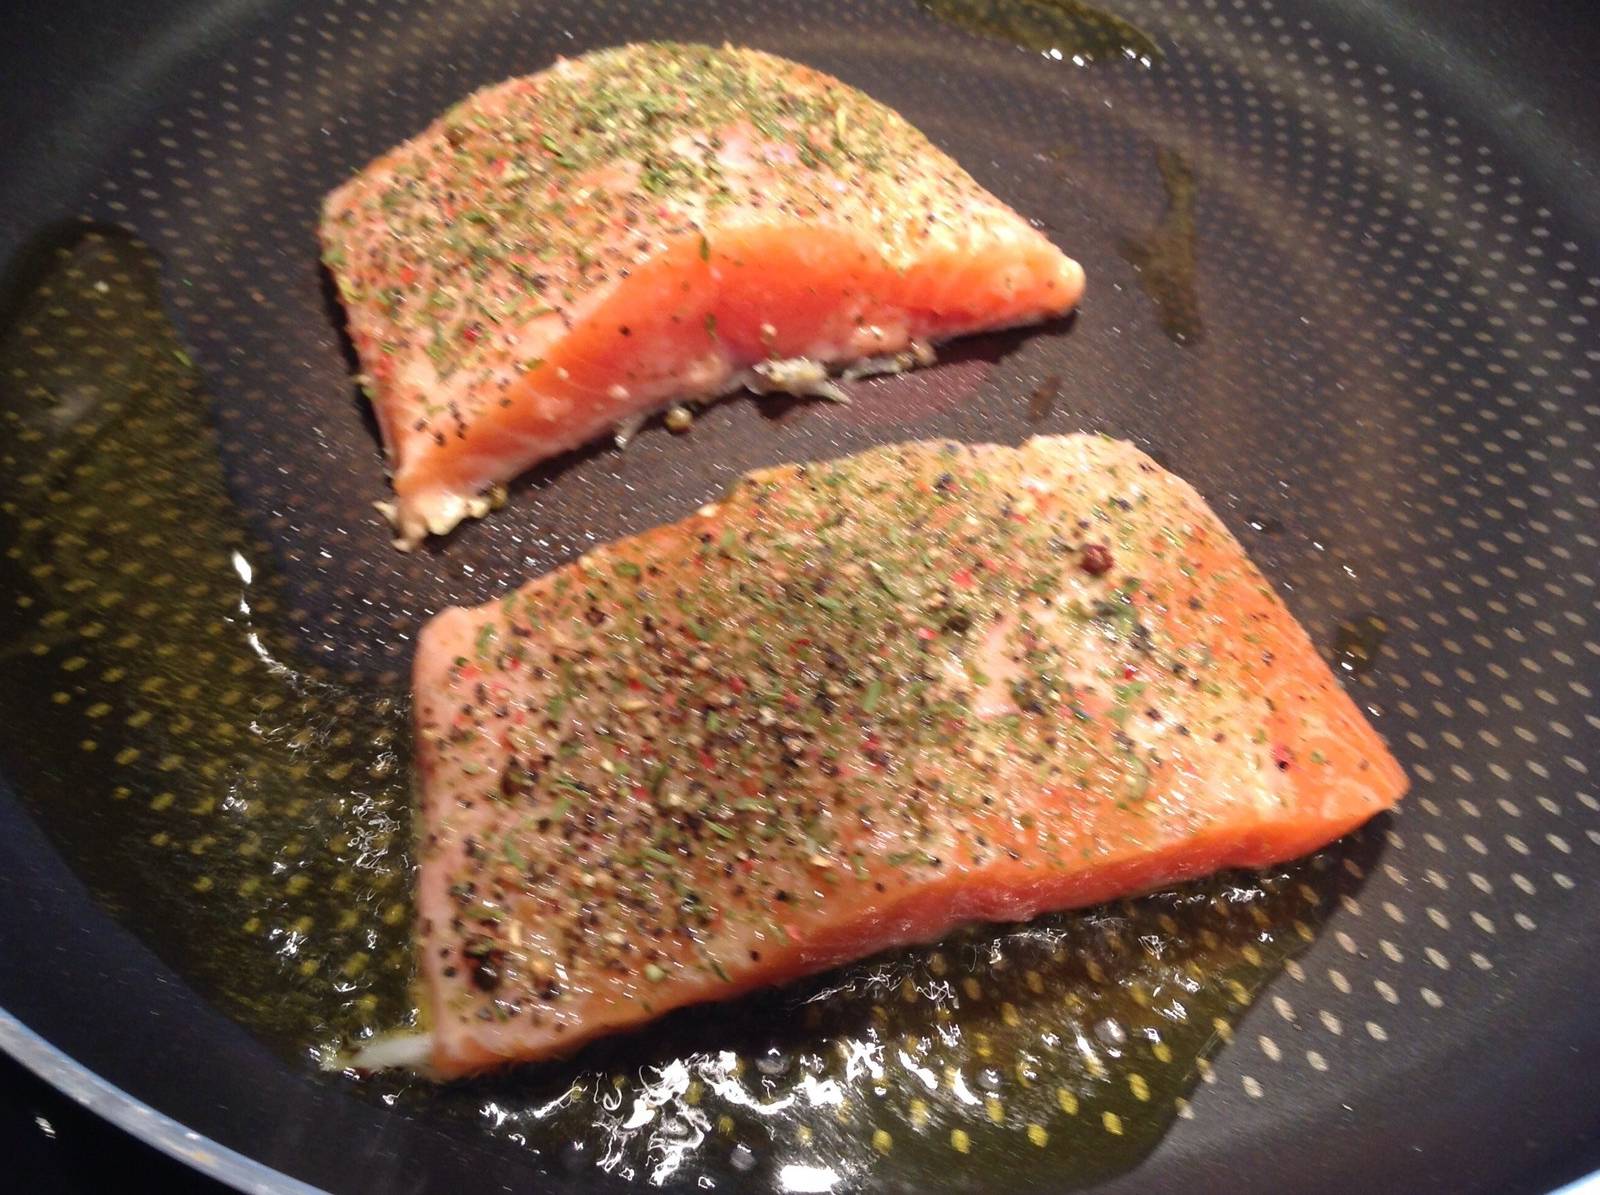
[419,843,1375,1191]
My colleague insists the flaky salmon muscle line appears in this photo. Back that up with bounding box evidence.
[319,42,1084,548]
[346,435,1405,1078]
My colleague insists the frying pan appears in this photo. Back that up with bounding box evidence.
[2,0,1598,1191]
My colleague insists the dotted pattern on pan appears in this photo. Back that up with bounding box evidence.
[0,0,1595,1190]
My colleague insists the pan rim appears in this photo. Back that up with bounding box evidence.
[0,1008,324,1195]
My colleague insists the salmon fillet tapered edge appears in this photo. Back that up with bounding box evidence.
[385,436,1405,1079]
[319,43,1084,547]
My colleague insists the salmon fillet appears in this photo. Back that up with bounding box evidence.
[319,43,1085,548]
[398,435,1405,1078]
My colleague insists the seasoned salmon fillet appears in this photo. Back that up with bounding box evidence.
[396,435,1405,1078]
[319,43,1084,547]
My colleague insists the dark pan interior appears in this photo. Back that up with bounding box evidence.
[2,0,1599,1192]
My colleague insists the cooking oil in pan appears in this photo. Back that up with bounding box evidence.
[1119,147,1205,347]
[1332,613,1390,678]
[0,227,417,1050]
[919,0,1161,66]
[0,228,1376,1188]
[395,862,1365,1190]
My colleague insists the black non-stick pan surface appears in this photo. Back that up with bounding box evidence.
[2,0,1599,1192]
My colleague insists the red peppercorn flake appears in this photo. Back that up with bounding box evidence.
[1080,543,1114,575]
